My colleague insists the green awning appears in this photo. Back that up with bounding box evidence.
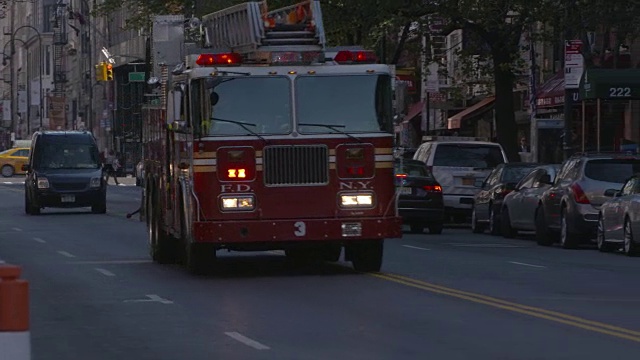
[580,68,640,100]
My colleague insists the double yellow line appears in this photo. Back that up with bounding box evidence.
[373,272,640,343]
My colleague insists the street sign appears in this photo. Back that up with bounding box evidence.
[128,72,145,82]
[564,40,584,90]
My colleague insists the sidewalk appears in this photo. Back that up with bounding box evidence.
[106,176,137,186]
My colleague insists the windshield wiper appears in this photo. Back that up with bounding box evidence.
[297,123,363,143]
[210,117,268,144]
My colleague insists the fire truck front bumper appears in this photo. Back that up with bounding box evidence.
[192,216,403,243]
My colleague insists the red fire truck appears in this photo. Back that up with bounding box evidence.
[142,0,402,274]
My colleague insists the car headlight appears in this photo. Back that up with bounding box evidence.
[220,195,255,211]
[90,177,101,188]
[340,193,374,208]
[37,178,49,189]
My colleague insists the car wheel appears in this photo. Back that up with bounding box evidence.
[1,164,14,177]
[428,223,443,234]
[624,218,640,257]
[91,194,107,214]
[409,224,424,234]
[501,207,517,238]
[560,207,579,249]
[596,215,614,252]
[471,206,485,233]
[489,205,500,235]
[535,206,554,246]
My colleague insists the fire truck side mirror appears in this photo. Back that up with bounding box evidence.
[166,90,183,126]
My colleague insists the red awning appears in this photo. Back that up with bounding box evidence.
[401,101,424,124]
[536,71,565,108]
[447,96,495,129]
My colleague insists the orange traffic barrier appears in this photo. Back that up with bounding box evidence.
[0,264,31,360]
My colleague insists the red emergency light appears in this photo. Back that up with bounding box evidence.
[196,53,242,66]
[334,50,378,64]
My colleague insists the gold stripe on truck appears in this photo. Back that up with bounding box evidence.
[375,147,393,155]
[194,152,216,159]
[193,165,216,173]
[375,161,394,169]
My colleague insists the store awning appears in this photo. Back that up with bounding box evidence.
[401,101,424,124]
[447,96,495,129]
[536,71,565,108]
[580,68,640,100]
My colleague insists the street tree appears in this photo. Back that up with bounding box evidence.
[436,0,555,160]
[92,0,188,29]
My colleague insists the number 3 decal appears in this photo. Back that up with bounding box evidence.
[294,221,306,236]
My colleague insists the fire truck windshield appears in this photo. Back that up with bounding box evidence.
[295,74,393,134]
[194,76,292,136]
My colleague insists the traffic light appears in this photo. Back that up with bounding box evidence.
[106,63,113,81]
[95,62,106,82]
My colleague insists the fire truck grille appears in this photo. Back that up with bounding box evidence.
[263,145,329,186]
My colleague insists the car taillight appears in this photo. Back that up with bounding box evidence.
[424,185,442,192]
[395,173,407,178]
[571,183,590,204]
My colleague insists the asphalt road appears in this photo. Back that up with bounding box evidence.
[2,177,640,359]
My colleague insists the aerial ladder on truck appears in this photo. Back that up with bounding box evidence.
[200,0,326,61]
[144,0,400,275]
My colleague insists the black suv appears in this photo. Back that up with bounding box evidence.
[22,131,107,215]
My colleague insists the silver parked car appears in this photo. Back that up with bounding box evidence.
[597,174,640,256]
[536,153,640,248]
[500,164,560,238]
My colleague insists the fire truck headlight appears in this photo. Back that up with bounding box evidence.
[220,195,255,210]
[340,193,374,208]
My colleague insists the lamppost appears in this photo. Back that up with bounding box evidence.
[4,37,26,136]
[12,25,44,132]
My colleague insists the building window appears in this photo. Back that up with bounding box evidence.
[45,46,51,76]
[43,5,54,33]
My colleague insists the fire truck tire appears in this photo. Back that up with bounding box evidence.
[149,192,179,264]
[91,193,107,214]
[185,243,216,275]
[348,240,384,272]
[321,245,342,262]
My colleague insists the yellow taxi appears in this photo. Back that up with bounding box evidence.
[0,147,30,177]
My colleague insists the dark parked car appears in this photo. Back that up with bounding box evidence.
[471,162,539,235]
[23,131,107,215]
[394,159,445,234]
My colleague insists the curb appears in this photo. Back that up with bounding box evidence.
[0,265,30,360]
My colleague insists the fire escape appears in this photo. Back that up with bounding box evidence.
[52,2,68,107]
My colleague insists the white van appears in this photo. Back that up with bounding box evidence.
[413,136,508,220]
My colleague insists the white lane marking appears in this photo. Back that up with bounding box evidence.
[33,237,45,243]
[57,251,76,258]
[12,227,22,232]
[95,268,115,277]
[68,259,151,265]
[447,243,526,248]
[509,261,546,269]
[224,332,270,350]
[124,294,173,304]
[266,250,284,255]
[402,245,431,251]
